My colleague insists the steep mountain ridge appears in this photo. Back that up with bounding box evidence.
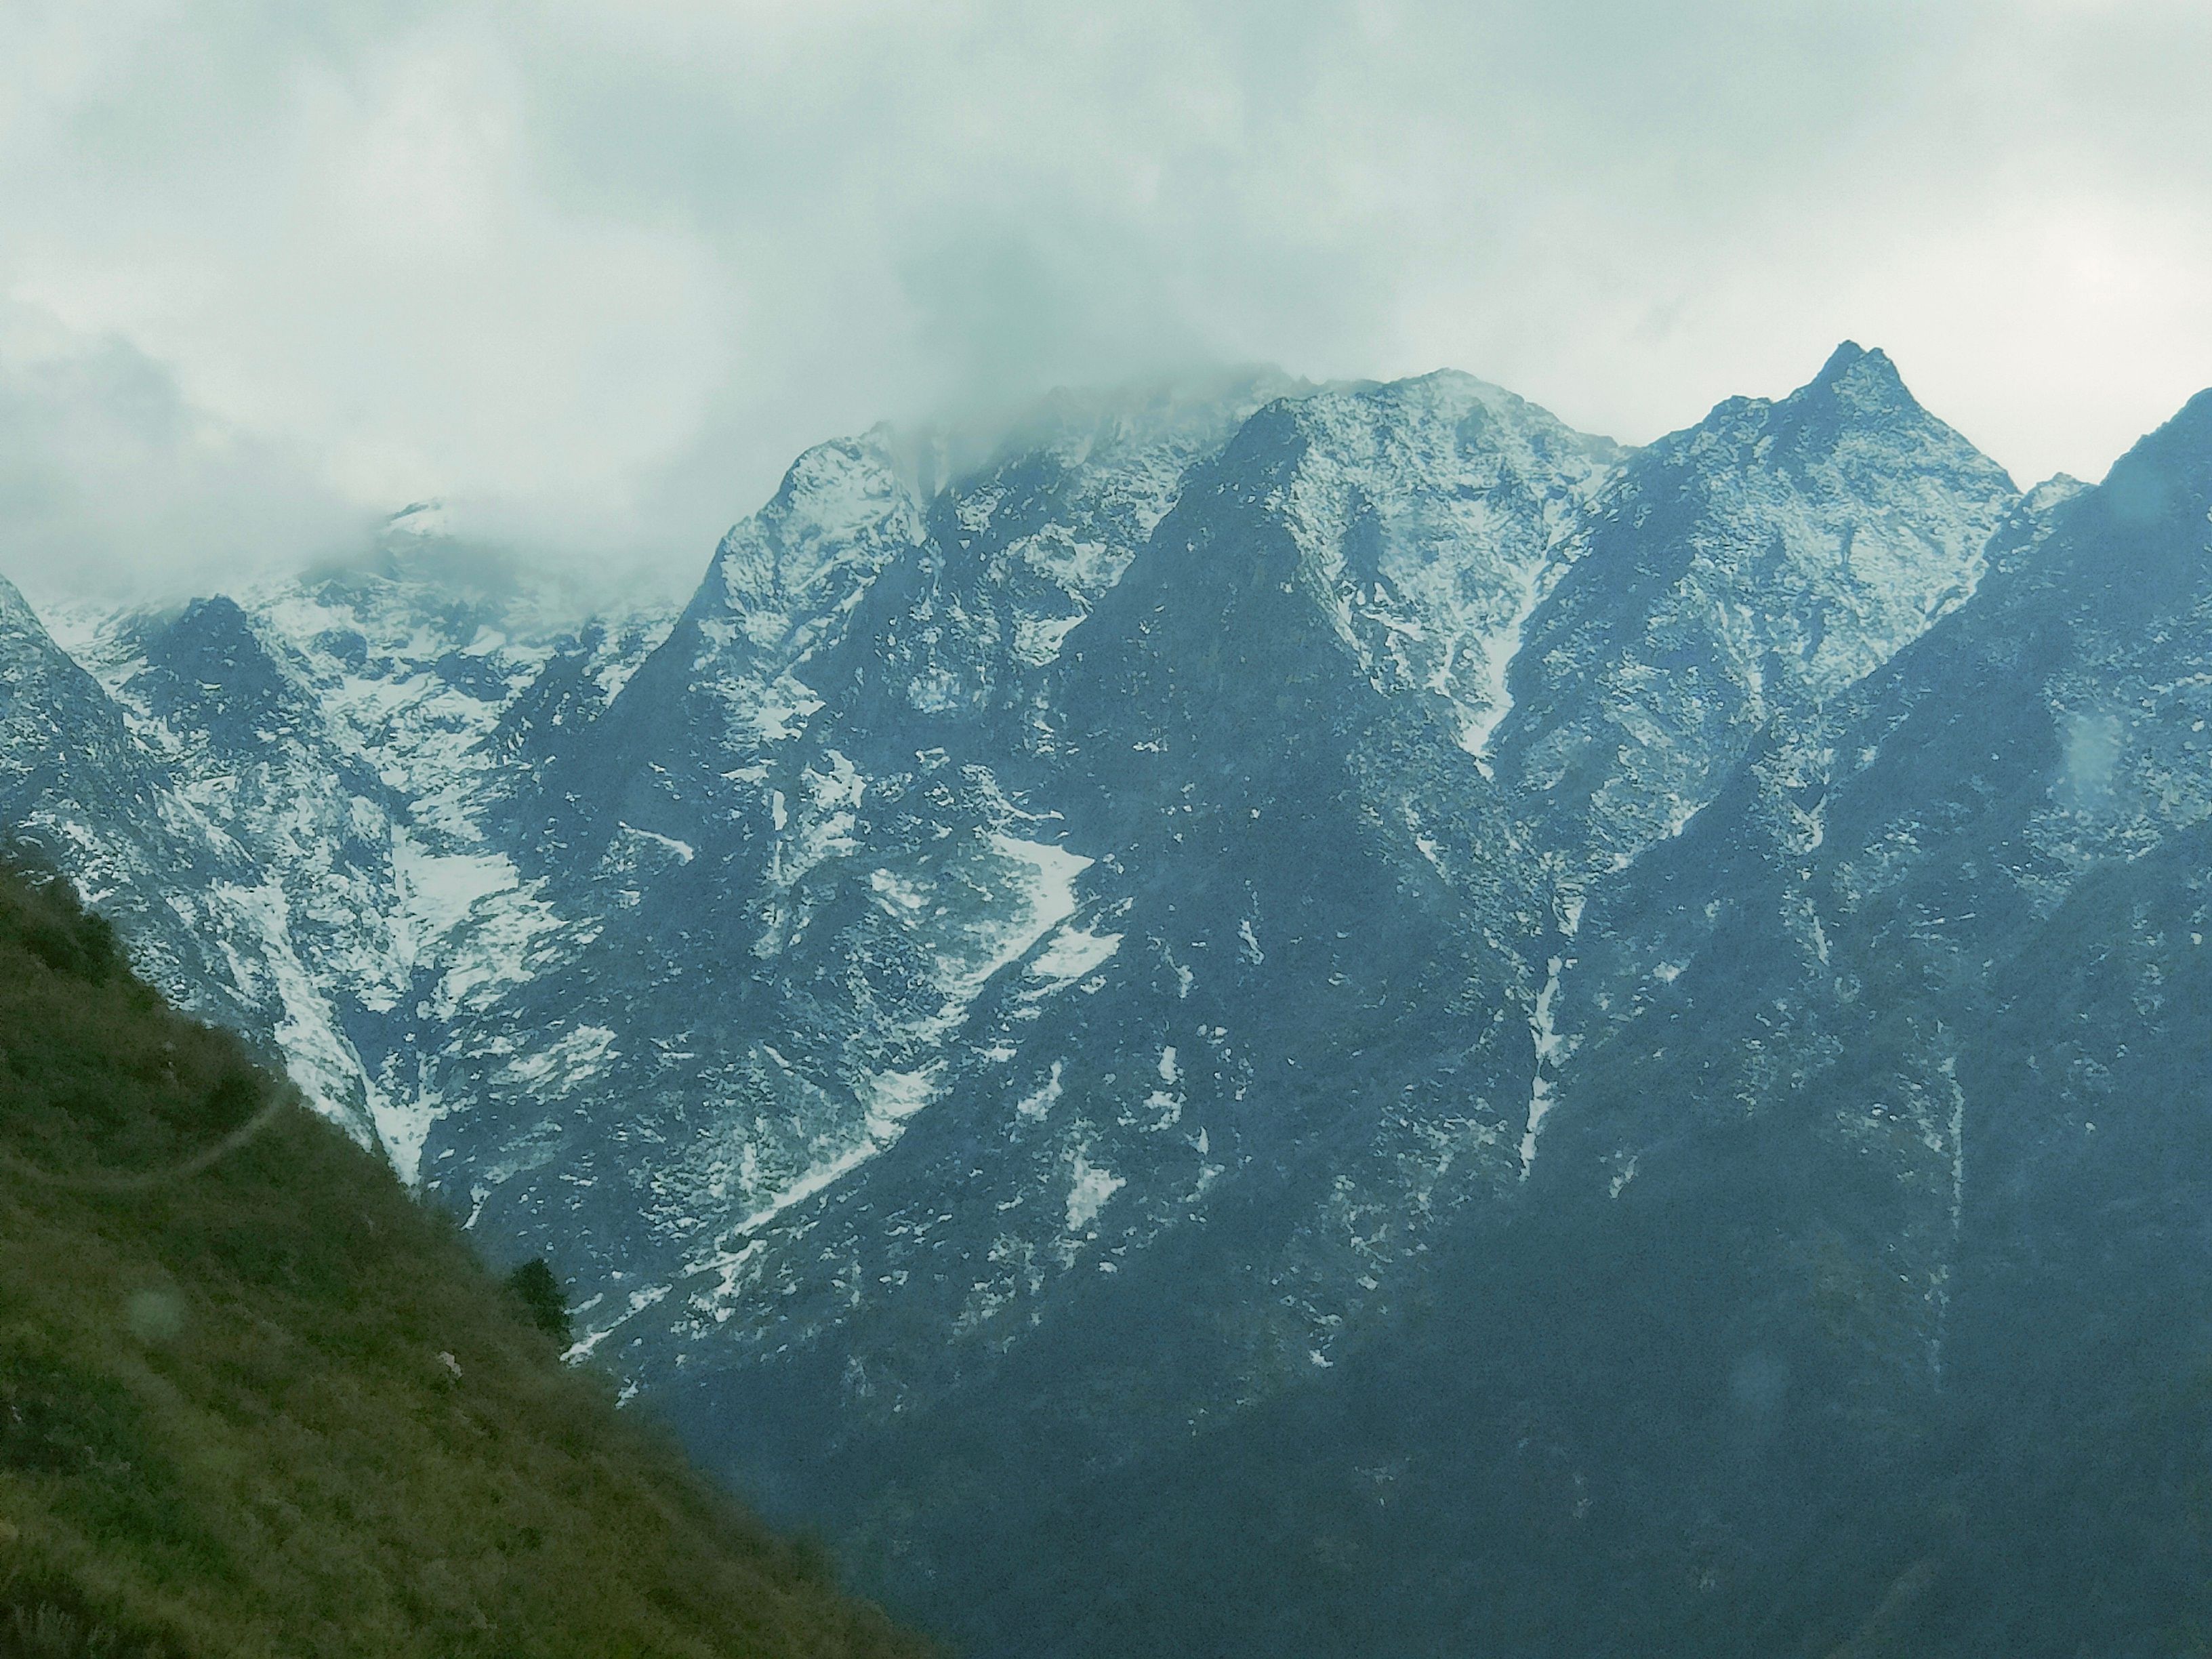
[635,375,1624,1473]
[417,374,1307,1307]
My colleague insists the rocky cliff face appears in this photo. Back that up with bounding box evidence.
[9,351,2211,1655]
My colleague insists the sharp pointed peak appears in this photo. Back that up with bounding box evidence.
[1653,340,2014,497]
[1801,340,1910,405]
[1677,342,1919,442]
[1816,338,1879,375]
[766,428,910,503]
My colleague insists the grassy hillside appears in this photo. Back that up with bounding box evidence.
[0,857,932,1659]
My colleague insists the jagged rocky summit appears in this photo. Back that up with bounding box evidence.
[7,349,2211,1656]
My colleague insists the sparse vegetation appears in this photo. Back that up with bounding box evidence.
[0,856,930,1658]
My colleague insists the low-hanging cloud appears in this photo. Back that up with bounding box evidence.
[0,304,371,602]
[3,0,2211,602]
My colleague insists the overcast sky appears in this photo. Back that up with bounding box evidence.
[4,0,2210,604]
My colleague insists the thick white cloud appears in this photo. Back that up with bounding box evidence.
[2,0,2209,600]
[0,302,373,598]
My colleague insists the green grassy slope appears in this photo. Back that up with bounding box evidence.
[0,859,932,1659]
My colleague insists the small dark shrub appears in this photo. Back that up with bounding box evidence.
[505,1258,572,1345]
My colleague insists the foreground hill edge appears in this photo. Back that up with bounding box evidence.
[0,855,930,1659]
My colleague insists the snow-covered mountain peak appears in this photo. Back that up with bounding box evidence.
[708,432,926,639]
[1675,341,1992,479]
[918,369,1310,602]
[1806,337,1906,401]
[1168,370,1628,749]
[966,366,1311,477]
[1486,346,2020,869]
[700,373,1312,760]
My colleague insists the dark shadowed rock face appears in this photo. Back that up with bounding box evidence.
[9,358,2212,1656]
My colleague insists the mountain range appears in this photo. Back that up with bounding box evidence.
[7,344,2211,1655]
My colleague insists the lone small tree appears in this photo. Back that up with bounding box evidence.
[504,1258,571,1345]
